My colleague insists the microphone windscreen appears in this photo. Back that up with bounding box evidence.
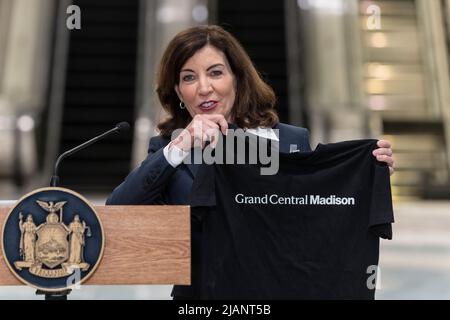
[116,122,130,132]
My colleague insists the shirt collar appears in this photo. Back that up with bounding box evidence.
[245,127,279,141]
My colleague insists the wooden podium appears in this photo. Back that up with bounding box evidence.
[0,205,191,287]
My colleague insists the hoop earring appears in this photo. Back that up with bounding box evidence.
[179,101,186,109]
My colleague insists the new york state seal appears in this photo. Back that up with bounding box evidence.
[1,187,104,292]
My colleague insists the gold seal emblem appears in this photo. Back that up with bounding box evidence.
[14,200,91,278]
[2,187,104,292]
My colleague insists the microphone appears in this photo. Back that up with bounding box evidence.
[50,122,130,187]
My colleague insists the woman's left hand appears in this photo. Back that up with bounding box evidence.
[372,140,394,176]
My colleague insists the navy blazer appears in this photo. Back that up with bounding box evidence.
[106,122,311,298]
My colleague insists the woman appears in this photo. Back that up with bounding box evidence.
[68,215,87,265]
[106,25,394,299]
[19,214,37,262]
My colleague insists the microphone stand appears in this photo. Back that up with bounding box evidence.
[37,122,129,300]
[50,125,125,187]
[36,289,72,300]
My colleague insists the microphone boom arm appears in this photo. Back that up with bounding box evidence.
[50,122,129,187]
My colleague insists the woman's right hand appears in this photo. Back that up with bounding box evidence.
[169,114,228,151]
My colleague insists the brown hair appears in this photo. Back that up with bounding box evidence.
[156,25,279,137]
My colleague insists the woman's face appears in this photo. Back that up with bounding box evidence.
[175,45,236,121]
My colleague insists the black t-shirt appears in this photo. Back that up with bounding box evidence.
[190,139,394,300]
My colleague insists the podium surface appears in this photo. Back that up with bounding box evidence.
[0,205,191,286]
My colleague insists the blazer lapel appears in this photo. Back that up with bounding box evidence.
[273,123,289,153]
[273,123,304,153]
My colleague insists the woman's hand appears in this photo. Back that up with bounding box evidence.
[373,140,395,176]
[170,114,228,151]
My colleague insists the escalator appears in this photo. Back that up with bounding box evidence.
[57,0,139,192]
[359,0,450,199]
[217,0,290,122]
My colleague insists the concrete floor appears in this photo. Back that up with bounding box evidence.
[1,198,449,300]
[376,201,450,299]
